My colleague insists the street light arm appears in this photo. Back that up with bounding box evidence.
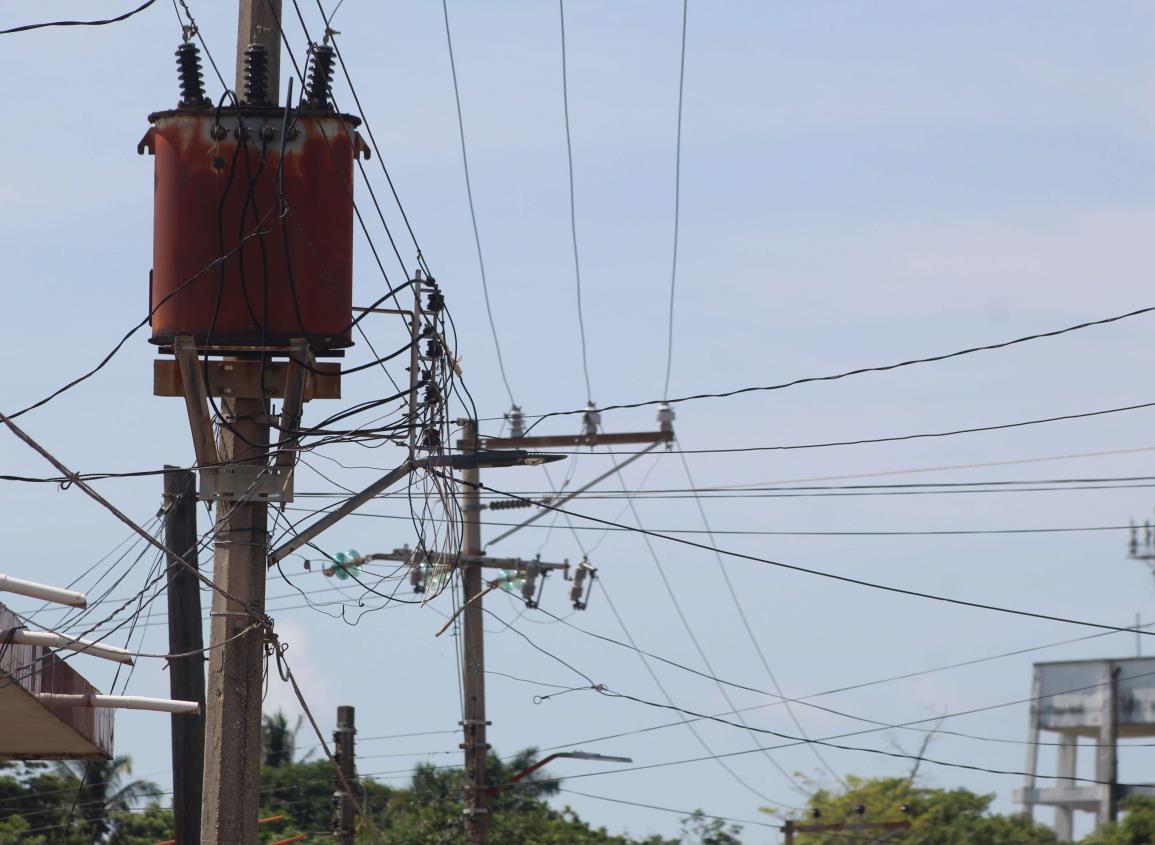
[268,460,415,564]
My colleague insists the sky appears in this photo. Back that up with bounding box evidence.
[4,1,1155,842]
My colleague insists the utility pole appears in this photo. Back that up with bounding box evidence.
[163,467,205,845]
[332,705,357,845]
[200,4,280,843]
[449,408,673,845]
[460,419,490,845]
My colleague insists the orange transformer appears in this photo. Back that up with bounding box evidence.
[140,45,365,353]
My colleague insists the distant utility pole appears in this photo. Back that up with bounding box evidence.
[332,705,357,845]
[162,467,205,845]
[781,819,910,844]
[200,3,280,843]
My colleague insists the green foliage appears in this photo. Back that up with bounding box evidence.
[777,775,1056,845]
[1080,795,1155,845]
[261,710,304,768]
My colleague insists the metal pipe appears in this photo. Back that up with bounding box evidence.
[0,574,86,608]
[5,629,134,665]
[36,693,199,714]
[485,442,661,547]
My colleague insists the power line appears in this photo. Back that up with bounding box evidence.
[558,0,592,403]
[559,787,777,830]
[662,0,689,401]
[458,474,1155,639]
[519,303,1155,432]
[675,442,847,789]
[608,453,818,795]
[440,0,516,407]
[513,397,1155,455]
[1,0,159,34]
[285,507,1135,538]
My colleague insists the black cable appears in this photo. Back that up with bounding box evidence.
[558,0,592,403]
[662,0,689,401]
[440,0,517,407]
[452,473,1155,639]
[520,303,1155,433]
[1,0,158,34]
[281,509,1135,538]
[596,686,1155,790]
[608,454,814,795]
[675,441,847,789]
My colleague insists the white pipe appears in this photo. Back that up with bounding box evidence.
[4,629,134,665]
[0,574,86,608]
[35,693,199,715]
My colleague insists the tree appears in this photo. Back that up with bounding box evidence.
[1080,795,1155,845]
[54,757,162,844]
[679,811,743,845]
[261,709,304,768]
[771,775,1056,845]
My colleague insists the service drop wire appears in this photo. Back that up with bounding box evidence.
[437,471,1155,640]
[520,302,1155,434]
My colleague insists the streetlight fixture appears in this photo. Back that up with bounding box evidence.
[506,750,634,786]
[268,450,564,564]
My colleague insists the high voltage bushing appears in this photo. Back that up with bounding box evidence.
[243,43,270,105]
[306,45,336,108]
[175,42,210,108]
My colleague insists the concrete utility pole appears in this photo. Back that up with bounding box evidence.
[460,419,491,845]
[451,411,672,845]
[200,4,281,843]
[163,467,206,845]
[332,705,357,845]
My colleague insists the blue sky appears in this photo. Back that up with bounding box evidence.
[4,1,1155,841]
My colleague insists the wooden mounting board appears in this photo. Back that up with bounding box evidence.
[154,359,341,400]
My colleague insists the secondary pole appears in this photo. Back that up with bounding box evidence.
[200,4,281,843]
[332,705,357,845]
[163,467,205,845]
[460,419,490,845]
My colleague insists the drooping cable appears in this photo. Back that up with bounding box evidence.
[662,0,689,401]
[558,0,592,403]
[441,0,517,407]
[676,441,847,790]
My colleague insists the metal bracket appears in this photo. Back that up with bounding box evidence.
[274,339,310,505]
[199,464,293,502]
[173,336,221,468]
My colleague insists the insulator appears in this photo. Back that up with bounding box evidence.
[506,405,525,439]
[422,427,442,449]
[657,401,675,433]
[423,382,442,405]
[306,45,336,108]
[175,42,209,108]
[488,499,532,511]
[582,402,601,437]
[426,290,445,313]
[243,44,270,105]
[425,338,444,359]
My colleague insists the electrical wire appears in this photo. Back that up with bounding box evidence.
[675,440,847,789]
[662,0,688,401]
[1,0,159,34]
[558,0,592,403]
[440,0,516,407]
[519,303,1155,432]
[452,473,1155,639]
